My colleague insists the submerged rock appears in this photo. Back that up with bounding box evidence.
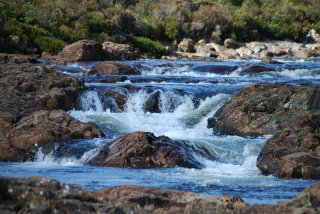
[88,62,141,75]
[89,132,212,169]
[208,83,320,179]
[0,176,319,214]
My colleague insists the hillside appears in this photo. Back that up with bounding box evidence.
[1,0,320,55]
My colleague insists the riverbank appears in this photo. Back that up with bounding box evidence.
[0,176,319,213]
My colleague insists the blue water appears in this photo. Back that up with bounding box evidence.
[2,58,320,205]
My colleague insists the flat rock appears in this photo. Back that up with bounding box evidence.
[89,131,213,169]
[88,62,141,75]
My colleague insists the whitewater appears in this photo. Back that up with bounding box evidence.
[1,58,320,204]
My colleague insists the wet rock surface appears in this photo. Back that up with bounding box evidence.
[0,176,319,214]
[88,62,141,75]
[208,83,320,179]
[0,54,104,162]
[89,131,213,169]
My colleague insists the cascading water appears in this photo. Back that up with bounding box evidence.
[2,58,320,204]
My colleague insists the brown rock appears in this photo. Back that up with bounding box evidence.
[178,38,195,53]
[6,110,104,157]
[88,62,141,75]
[89,132,211,169]
[102,41,139,60]
[294,50,320,58]
[208,83,320,179]
[59,40,104,62]
[218,49,239,59]
[0,176,319,214]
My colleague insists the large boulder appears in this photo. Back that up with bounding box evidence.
[59,40,104,62]
[224,38,240,49]
[102,41,139,60]
[208,83,320,179]
[88,62,141,75]
[5,110,104,159]
[178,38,195,53]
[89,132,212,169]
[218,49,239,59]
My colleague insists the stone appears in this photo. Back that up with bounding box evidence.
[294,50,319,58]
[6,110,104,158]
[218,49,239,59]
[259,50,274,58]
[224,38,240,49]
[59,40,104,62]
[89,132,213,169]
[208,83,320,179]
[246,42,266,53]
[0,176,319,214]
[306,29,320,43]
[239,65,275,75]
[196,43,219,58]
[102,41,139,60]
[88,62,141,75]
[178,38,195,53]
[236,47,253,58]
[143,90,162,113]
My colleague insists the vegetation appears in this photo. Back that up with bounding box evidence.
[0,0,320,54]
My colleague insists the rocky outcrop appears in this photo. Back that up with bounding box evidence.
[0,176,319,214]
[306,29,320,43]
[88,62,141,75]
[0,55,104,162]
[178,38,195,53]
[102,41,139,60]
[89,132,213,169]
[208,83,320,179]
[7,110,104,156]
[59,40,105,62]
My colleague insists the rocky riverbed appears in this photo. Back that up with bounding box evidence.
[1,52,320,212]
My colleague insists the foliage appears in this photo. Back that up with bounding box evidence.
[127,35,167,57]
[1,0,320,56]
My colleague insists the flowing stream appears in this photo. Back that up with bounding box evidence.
[2,58,320,204]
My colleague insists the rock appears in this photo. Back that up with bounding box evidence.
[218,49,239,59]
[102,87,129,112]
[178,38,195,53]
[196,43,219,58]
[88,62,141,75]
[0,53,40,64]
[257,125,320,179]
[312,43,320,52]
[208,83,320,179]
[59,40,104,62]
[260,58,283,64]
[306,29,320,43]
[236,47,253,58]
[89,132,211,169]
[259,50,274,58]
[239,65,275,75]
[0,60,104,162]
[1,176,319,214]
[224,38,240,49]
[246,42,267,53]
[143,90,162,113]
[294,50,320,58]
[209,83,317,137]
[192,65,238,74]
[6,110,104,159]
[102,41,139,60]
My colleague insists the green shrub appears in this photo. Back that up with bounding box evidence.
[34,36,65,54]
[127,35,167,57]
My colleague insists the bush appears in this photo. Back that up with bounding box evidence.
[34,36,65,54]
[127,35,167,57]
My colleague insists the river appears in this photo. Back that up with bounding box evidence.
[2,58,320,204]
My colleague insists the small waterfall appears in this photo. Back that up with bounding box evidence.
[79,91,104,112]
